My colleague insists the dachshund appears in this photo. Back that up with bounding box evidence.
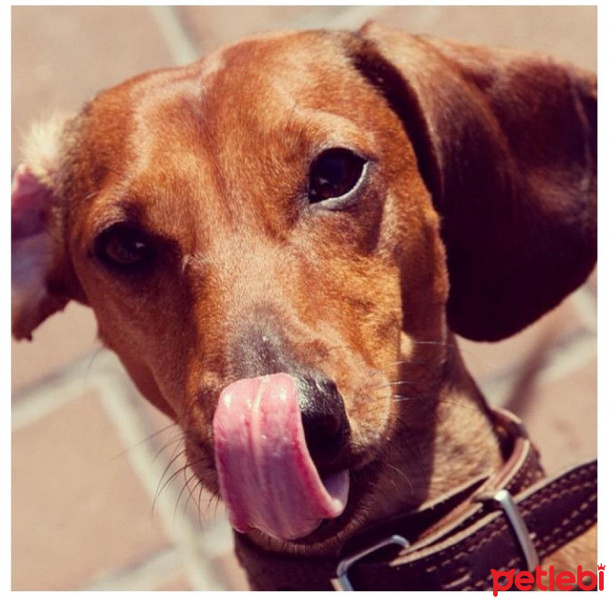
[12,23,597,590]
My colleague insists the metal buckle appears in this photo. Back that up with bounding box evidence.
[476,488,539,572]
[331,535,410,591]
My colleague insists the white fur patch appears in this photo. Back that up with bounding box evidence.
[20,112,70,186]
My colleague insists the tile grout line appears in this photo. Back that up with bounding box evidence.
[486,331,597,407]
[537,331,597,384]
[286,5,385,30]
[11,349,113,430]
[148,5,200,65]
[12,374,90,430]
[84,518,238,591]
[568,284,597,334]
[85,545,185,591]
[12,346,104,402]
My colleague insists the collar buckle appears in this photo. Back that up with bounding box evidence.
[331,535,410,591]
[475,488,540,572]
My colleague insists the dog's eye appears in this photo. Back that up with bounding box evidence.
[308,149,367,204]
[95,224,152,269]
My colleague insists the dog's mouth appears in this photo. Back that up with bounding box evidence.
[213,373,350,541]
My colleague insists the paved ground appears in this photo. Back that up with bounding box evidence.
[11,5,597,591]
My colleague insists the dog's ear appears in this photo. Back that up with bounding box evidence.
[350,23,597,341]
[12,116,74,340]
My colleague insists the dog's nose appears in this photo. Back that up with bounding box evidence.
[296,374,349,467]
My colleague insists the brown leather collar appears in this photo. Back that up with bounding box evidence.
[234,409,597,591]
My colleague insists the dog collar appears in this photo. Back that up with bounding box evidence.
[233,408,597,591]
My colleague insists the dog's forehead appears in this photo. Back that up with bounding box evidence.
[85,31,350,131]
[70,36,309,186]
[69,31,381,227]
[79,30,368,161]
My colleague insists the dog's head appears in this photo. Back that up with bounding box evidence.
[12,25,596,549]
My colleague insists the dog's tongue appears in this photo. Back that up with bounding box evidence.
[213,373,349,540]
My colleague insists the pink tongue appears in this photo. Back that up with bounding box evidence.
[213,373,349,540]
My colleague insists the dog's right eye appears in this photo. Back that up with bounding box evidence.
[95,224,153,270]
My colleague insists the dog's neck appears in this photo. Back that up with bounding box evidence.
[369,332,504,525]
[242,332,504,557]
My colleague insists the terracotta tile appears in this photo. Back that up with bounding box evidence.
[11,303,99,393]
[12,5,174,167]
[12,390,170,590]
[179,6,596,70]
[372,5,596,70]
[156,569,193,591]
[519,360,596,475]
[457,296,588,385]
[132,393,179,450]
[586,267,597,297]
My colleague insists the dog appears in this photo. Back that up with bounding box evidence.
[12,23,597,590]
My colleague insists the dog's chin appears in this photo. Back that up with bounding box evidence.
[258,463,385,552]
[188,440,386,554]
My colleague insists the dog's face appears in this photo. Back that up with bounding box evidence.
[53,32,450,544]
[12,26,596,550]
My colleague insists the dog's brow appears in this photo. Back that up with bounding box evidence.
[89,197,147,232]
[295,109,379,157]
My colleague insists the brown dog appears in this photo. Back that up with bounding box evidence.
[12,24,596,590]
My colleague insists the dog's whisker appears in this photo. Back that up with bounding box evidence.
[152,432,187,461]
[203,490,223,525]
[157,447,187,487]
[159,436,187,476]
[197,481,206,530]
[204,490,217,517]
[390,394,435,403]
[430,411,456,457]
[214,494,222,521]
[364,378,421,393]
[412,339,456,348]
[111,423,182,461]
[388,426,431,485]
[384,463,415,496]
[83,346,106,383]
[171,467,193,521]
[176,470,201,520]
[383,359,414,368]
[152,449,188,512]
[384,380,436,398]
[184,470,202,508]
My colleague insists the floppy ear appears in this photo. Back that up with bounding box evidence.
[350,23,597,341]
[12,117,73,340]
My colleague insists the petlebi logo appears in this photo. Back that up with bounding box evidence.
[491,563,604,594]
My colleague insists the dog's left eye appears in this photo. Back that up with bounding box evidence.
[308,149,367,204]
[95,224,152,270]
